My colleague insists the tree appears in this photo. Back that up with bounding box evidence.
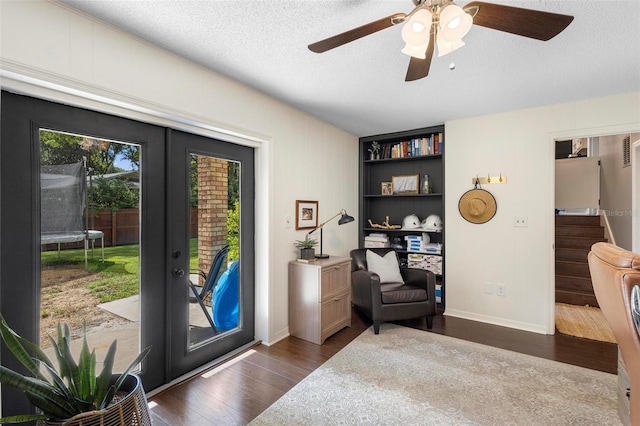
[227,200,240,261]
[40,130,140,212]
[89,178,139,211]
[228,162,239,209]
[40,130,139,173]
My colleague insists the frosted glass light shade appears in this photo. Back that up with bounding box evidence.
[401,9,432,46]
[439,4,472,41]
[436,31,465,57]
[402,41,429,59]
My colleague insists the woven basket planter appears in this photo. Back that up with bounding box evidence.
[39,374,151,426]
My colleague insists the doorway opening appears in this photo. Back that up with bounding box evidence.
[553,132,638,342]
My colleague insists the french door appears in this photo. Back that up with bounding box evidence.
[167,129,254,378]
[0,92,255,418]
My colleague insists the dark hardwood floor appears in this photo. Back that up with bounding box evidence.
[148,309,617,425]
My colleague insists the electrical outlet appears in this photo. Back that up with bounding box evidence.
[496,284,507,297]
[485,283,493,294]
[514,217,528,227]
[285,215,291,229]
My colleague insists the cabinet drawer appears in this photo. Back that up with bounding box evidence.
[321,261,351,300]
[320,290,351,343]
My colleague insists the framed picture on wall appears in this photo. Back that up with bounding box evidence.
[296,200,318,230]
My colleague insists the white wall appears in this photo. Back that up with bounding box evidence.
[600,133,638,250]
[444,92,640,334]
[0,0,359,345]
[555,157,600,210]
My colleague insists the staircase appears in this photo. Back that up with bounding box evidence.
[555,215,607,307]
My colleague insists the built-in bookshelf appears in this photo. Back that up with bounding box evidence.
[359,125,445,309]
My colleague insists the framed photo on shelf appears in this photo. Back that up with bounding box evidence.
[381,181,393,195]
[392,174,419,194]
[295,200,318,230]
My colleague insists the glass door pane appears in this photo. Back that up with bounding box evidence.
[39,129,141,371]
[187,154,241,348]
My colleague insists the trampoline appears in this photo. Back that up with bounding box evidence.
[40,160,104,269]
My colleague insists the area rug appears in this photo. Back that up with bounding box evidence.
[250,324,618,425]
[555,302,616,343]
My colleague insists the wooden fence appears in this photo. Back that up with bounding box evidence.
[42,208,198,251]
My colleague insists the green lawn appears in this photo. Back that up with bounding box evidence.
[41,239,199,303]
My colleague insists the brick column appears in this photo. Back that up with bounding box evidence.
[197,156,228,293]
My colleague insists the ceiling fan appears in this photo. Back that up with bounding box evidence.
[308,0,574,82]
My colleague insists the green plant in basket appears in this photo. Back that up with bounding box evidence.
[0,313,151,424]
[294,235,318,249]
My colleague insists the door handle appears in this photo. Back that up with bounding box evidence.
[173,268,185,277]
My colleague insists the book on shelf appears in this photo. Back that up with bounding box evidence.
[376,134,444,159]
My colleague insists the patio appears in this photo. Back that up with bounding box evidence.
[44,290,213,372]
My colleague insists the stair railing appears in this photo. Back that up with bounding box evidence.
[600,209,617,246]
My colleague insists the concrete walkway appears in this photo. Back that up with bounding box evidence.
[44,295,211,371]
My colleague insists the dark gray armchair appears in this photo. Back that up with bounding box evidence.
[350,248,436,334]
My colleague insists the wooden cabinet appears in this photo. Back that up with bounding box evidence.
[288,256,351,345]
[359,125,445,309]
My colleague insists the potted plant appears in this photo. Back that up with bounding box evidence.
[0,313,152,425]
[295,235,318,260]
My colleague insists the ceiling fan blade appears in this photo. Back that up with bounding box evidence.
[308,13,406,53]
[465,1,574,41]
[405,35,435,82]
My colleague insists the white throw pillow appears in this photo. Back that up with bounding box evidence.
[366,250,404,283]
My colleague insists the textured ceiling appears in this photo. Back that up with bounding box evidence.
[58,0,640,137]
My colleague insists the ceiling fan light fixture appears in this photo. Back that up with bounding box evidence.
[308,0,574,82]
[436,31,465,57]
[401,41,429,59]
[439,4,472,41]
[401,8,432,46]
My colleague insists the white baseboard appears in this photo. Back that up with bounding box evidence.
[261,327,290,346]
[444,309,549,335]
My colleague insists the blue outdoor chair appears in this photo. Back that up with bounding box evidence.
[212,259,240,331]
[189,244,229,333]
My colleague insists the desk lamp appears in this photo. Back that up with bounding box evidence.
[307,209,354,258]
